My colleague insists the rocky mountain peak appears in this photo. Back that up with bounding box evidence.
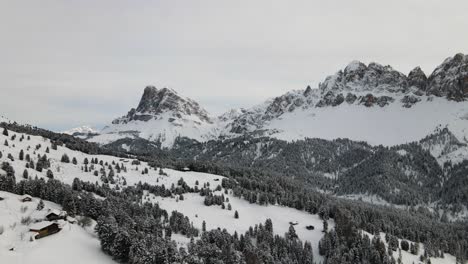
[427,53,468,101]
[113,86,212,125]
[407,66,427,91]
[319,61,408,94]
[137,86,183,114]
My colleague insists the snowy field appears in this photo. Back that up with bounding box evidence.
[0,191,115,264]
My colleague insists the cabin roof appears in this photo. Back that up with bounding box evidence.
[47,209,64,216]
[29,221,58,231]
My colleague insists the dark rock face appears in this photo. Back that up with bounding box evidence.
[318,53,468,103]
[113,86,212,125]
[360,94,377,107]
[408,67,428,91]
[303,85,313,97]
[427,53,468,101]
[264,92,306,120]
[376,96,394,107]
[319,61,408,93]
[345,93,357,104]
[358,94,394,107]
[401,95,421,108]
[316,92,344,107]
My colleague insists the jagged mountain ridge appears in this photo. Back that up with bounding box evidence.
[88,53,468,147]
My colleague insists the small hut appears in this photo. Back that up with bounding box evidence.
[20,194,32,202]
[29,222,61,239]
[46,209,66,221]
[305,225,315,230]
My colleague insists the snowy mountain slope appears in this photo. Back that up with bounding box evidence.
[222,53,468,145]
[262,95,468,146]
[0,191,115,264]
[148,191,330,263]
[419,127,468,166]
[0,127,332,258]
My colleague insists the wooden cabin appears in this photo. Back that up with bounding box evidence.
[46,209,66,221]
[29,222,61,239]
[20,195,32,202]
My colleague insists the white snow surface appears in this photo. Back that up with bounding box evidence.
[62,125,99,135]
[266,96,468,146]
[0,191,115,264]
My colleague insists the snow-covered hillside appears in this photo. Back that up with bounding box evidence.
[0,127,332,261]
[0,191,115,264]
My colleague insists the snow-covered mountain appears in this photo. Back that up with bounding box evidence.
[89,86,219,148]
[62,126,99,139]
[222,53,468,145]
[89,53,468,148]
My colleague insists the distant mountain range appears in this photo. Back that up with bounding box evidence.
[80,53,468,148]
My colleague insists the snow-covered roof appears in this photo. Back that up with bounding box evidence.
[29,221,57,231]
[47,209,65,216]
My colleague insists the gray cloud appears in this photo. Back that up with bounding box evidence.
[1,0,467,130]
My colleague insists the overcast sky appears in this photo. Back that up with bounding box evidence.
[1,0,467,131]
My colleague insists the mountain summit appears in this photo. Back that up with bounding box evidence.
[112,86,212,125]
[89,86,218,148]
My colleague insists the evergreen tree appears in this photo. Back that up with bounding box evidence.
[61,154,70,163]
[234,210,239,219]
[19,149,24,160]
[288,225,298,239]
[23,169,29,179]
[37,199,44,210]
[2,128,8,136]
[46,169,54,179]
